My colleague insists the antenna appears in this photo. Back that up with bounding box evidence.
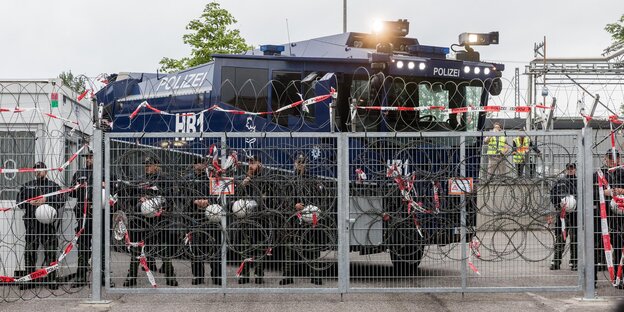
[286,18,292,56]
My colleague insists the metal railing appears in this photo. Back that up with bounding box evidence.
[99,130,592,296]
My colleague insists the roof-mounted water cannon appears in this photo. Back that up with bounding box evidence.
[369,19,410,71]
[455,31,499,62]
[372,19,410,38]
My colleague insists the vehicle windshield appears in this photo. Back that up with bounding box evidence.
[350,74,484,132]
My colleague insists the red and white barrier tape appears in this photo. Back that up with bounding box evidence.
[597,170,616,285]
[0,184,89,284]
[236,258,254,277]
[138,247,157,288]
[235,247,274,278]
[0,107,80,125]
[129,88,336,120]
[387,168,428,237]
[468,237,481,275]
[0,183,82,212]
[432,181,441,214]
[0,144,87,174]
[560,201,567,242]
[617,248,624,287]
[356,104,553,114]
[582,113,624,125]
[355,168,367,184]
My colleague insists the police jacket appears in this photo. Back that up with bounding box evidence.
[17,177,64,223]
[184,170,211,220]
[550,174,577,207]
[69,167,96,217]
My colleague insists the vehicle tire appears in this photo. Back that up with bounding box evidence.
[390,243,423,276]
[386,217,426,276]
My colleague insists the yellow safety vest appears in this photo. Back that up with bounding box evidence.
[487,136,506,155]
[513,137,530,163]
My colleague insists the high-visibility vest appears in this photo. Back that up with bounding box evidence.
[487,136,506,155]
[513,137,530,163]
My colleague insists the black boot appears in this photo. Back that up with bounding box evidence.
[123,277,137,287]
[162,260,178,287]
[255,263,264,284]
[123,259,139,287]
[46,272,58,290]
[72,254,89,288]
[19,281,37,290]
[549,260,561,270]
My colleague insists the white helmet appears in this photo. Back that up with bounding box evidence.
[35,204,57,224]
[301,205,321,224]
[232,199,257,218]
[610,196,624,215]
[141,196,165,218]
[205,204,223,223]
[561,195,576,212]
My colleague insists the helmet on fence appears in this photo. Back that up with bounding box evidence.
[35,204,57,224]
[205,204,223,222]
[141,196,165,218]
[301,205,321,224]
[561,195,576,212]
[232,199,257,218]
[610,196,624,215]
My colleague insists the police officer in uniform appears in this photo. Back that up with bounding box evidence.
[593,150,624,287]
[279,154,330,286]
[17,162,65,290]
[123,156,178,287]
[69,150,114,287]
[549,163,578,271]
[236,155,268,284]
[186,157,222,285]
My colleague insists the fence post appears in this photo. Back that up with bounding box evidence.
[460,135,468,291]
[220,135,228,290]
[337,134,349,295]
[582,128,596,299]
[88,128,108,303]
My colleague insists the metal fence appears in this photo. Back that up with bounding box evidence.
[100,130,595,296]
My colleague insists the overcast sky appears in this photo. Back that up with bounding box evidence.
[0,0,622,79]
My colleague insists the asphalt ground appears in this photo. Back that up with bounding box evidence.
[2,292,622,312]
[4,228,624,309]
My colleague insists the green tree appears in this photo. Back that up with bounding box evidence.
[160,2,252,73]
[605,14,624,43]
[59,71,86,94]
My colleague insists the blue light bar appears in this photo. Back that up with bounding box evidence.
[407,45,450,58]
[260,45,285,55]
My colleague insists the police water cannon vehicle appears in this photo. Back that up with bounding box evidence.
[96,19,504,272]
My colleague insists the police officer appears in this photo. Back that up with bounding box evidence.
[17,161,64,290]
[236,155,268,284]
[186,157,222,285]
[69,149,114,287]
[123,156,178,287]
[549,163,578,271]
[279,154,328,286]
[593,150,624,286]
